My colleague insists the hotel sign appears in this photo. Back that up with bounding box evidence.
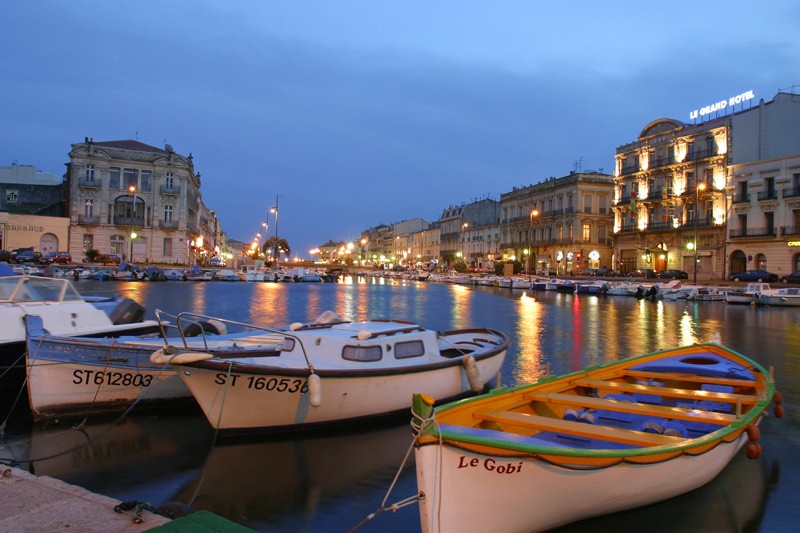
[689,90,755,120]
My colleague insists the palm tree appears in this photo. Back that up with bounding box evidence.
[263,236,290,260]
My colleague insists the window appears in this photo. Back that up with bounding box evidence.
[706,137,714,155]
[582,223,591,242]
[85,164,95,182]
[598,225,607,243]
[599,195,607,214]
[584,194,592,213]
[394,340,424,359]
[84,199,94,217]
[342,345,382,362]
[165,173,174,191]
[123,168,137,190]
[109,167,120,189]
[5,189,18,203]
[164,205,174,222]
[140,170,152,192]
[110,235,125,255]
[82,234,93,253]
[163,238,172,257]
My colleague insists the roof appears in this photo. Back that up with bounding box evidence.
[89,140,170,155]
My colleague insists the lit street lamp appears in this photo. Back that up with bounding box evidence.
[461,222,468,267]
[528,209,539,274]
[128,185,137,262]
[691,182,707,285]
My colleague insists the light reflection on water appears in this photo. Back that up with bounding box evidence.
[10,279,798,533]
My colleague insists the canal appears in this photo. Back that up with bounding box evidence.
[1,277,798,532]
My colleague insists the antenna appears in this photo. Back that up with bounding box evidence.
[574,157,584,173]
[135,131,140,141]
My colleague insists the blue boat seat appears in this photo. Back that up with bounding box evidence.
[634,379,665,404]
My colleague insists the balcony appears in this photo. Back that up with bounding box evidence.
[159,220,179,229]
[113,216,145,227]
[617,224,638,233]
[160,185,181,195]
[731,194,750,205]
[78,215,100,225]
[78,178,101,188]
[681,219,716,229]
[620,165,638,176]
[781,226,800,236]
[643,221,674,232]
[615,196,632,206]
[757,190,778,201]
[729,227,776,239]
[783,187,800,199]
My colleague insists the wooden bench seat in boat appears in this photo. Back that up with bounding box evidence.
[523,392,738,426]
[474,409,685,447]
[623,370,759,389]
[570,378,758,406]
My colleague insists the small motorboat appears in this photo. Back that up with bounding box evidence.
[163,311,510,433]
[411,342,781,533]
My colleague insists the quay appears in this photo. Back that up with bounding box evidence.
[0,465,251,532]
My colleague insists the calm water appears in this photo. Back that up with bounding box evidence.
[1,277,798,532]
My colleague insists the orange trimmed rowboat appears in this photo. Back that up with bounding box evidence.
[412,342,782,533]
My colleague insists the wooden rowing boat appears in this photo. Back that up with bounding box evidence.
[411,342,782,533]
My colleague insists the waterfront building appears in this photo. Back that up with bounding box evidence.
[410,223,440,268]
[66,139,220,265]
[500,171,615,275]
[438,198,498,268]
[462,221,500,270]
[613,91,800,279]
[0,163,69,253]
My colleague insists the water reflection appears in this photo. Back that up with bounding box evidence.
[513,292,546,384]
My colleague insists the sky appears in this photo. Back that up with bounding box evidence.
[2,1,799,258]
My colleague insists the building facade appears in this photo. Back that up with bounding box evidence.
[500,171,615,275]
[613,92,800,279]
[66,139,220,265]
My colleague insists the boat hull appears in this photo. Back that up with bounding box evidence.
[176,353,506,432]
[416,431,749,533]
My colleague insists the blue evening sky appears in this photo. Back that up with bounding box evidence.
[2,1,798,257]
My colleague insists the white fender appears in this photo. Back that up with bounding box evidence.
[462,354,483,392]
[150,349,213,365]
[308,373,322,407]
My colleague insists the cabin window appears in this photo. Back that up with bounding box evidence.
[342,345,382,362]
[394,340,425,359]
[281,338,295,351]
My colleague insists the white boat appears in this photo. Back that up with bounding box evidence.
[214,269,242,281]
[0,275,159,389]
[163,268,184,281]
[411,342,780,533]
[164,311,510,433]
[724,283,769,305]
[755,287,800,307]
[183,266,215,281]
[112,262,141,281]
[238,264,266,282]
[606,281,642,297]
[23,313,286,420]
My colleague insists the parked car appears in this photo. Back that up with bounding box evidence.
[40,251,72,265]
[628,268,657,279]
[657,269,689,279]
[782,271,800,283]
[209,256,226,267]
[99,254,122,265]
[594,267,618,277]
[16,250,43,263]
[10,247,33,262]
[731,269,779,282]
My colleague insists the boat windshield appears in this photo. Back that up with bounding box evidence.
[0,276,82,303]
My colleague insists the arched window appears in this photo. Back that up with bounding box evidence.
[755,253,767,270]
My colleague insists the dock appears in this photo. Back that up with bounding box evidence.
[0,465,170,531]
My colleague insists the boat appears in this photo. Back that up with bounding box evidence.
[23,312,287,420]
[112,262,142,281]
[183,265,215,281]
[755,286,800,307]
[163,311,510,433]
[575,280,609,295]
[163,268,184,281]
[411,342,780,533]
[0,275,160,389]
[724,282,769,305]
[213,269,242,281]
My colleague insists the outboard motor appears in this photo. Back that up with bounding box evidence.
[109,298,146,325]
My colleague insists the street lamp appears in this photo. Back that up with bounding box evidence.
[529,209,540,274]
[461,222,468,267]
[691,182,707,285]
[270,194,282,260]
[128,185,137,263]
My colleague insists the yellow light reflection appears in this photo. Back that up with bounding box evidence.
[513,292,546,384]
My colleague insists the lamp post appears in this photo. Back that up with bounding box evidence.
[128,185,137,262]
[692,182,707,285]
[461,222,468,268]
[529,209,539,274]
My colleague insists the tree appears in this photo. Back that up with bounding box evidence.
[84,249,100,263]
[262,236,290,260]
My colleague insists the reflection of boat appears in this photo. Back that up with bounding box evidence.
[24,313,288,420]
[175,423,413,522]
[169,311,510,433]
[412,342,778,533]
[1,275,158,389]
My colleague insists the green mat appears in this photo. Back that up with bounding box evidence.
[147,510,253,532]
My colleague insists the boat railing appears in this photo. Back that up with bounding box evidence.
[153,309,314,368]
